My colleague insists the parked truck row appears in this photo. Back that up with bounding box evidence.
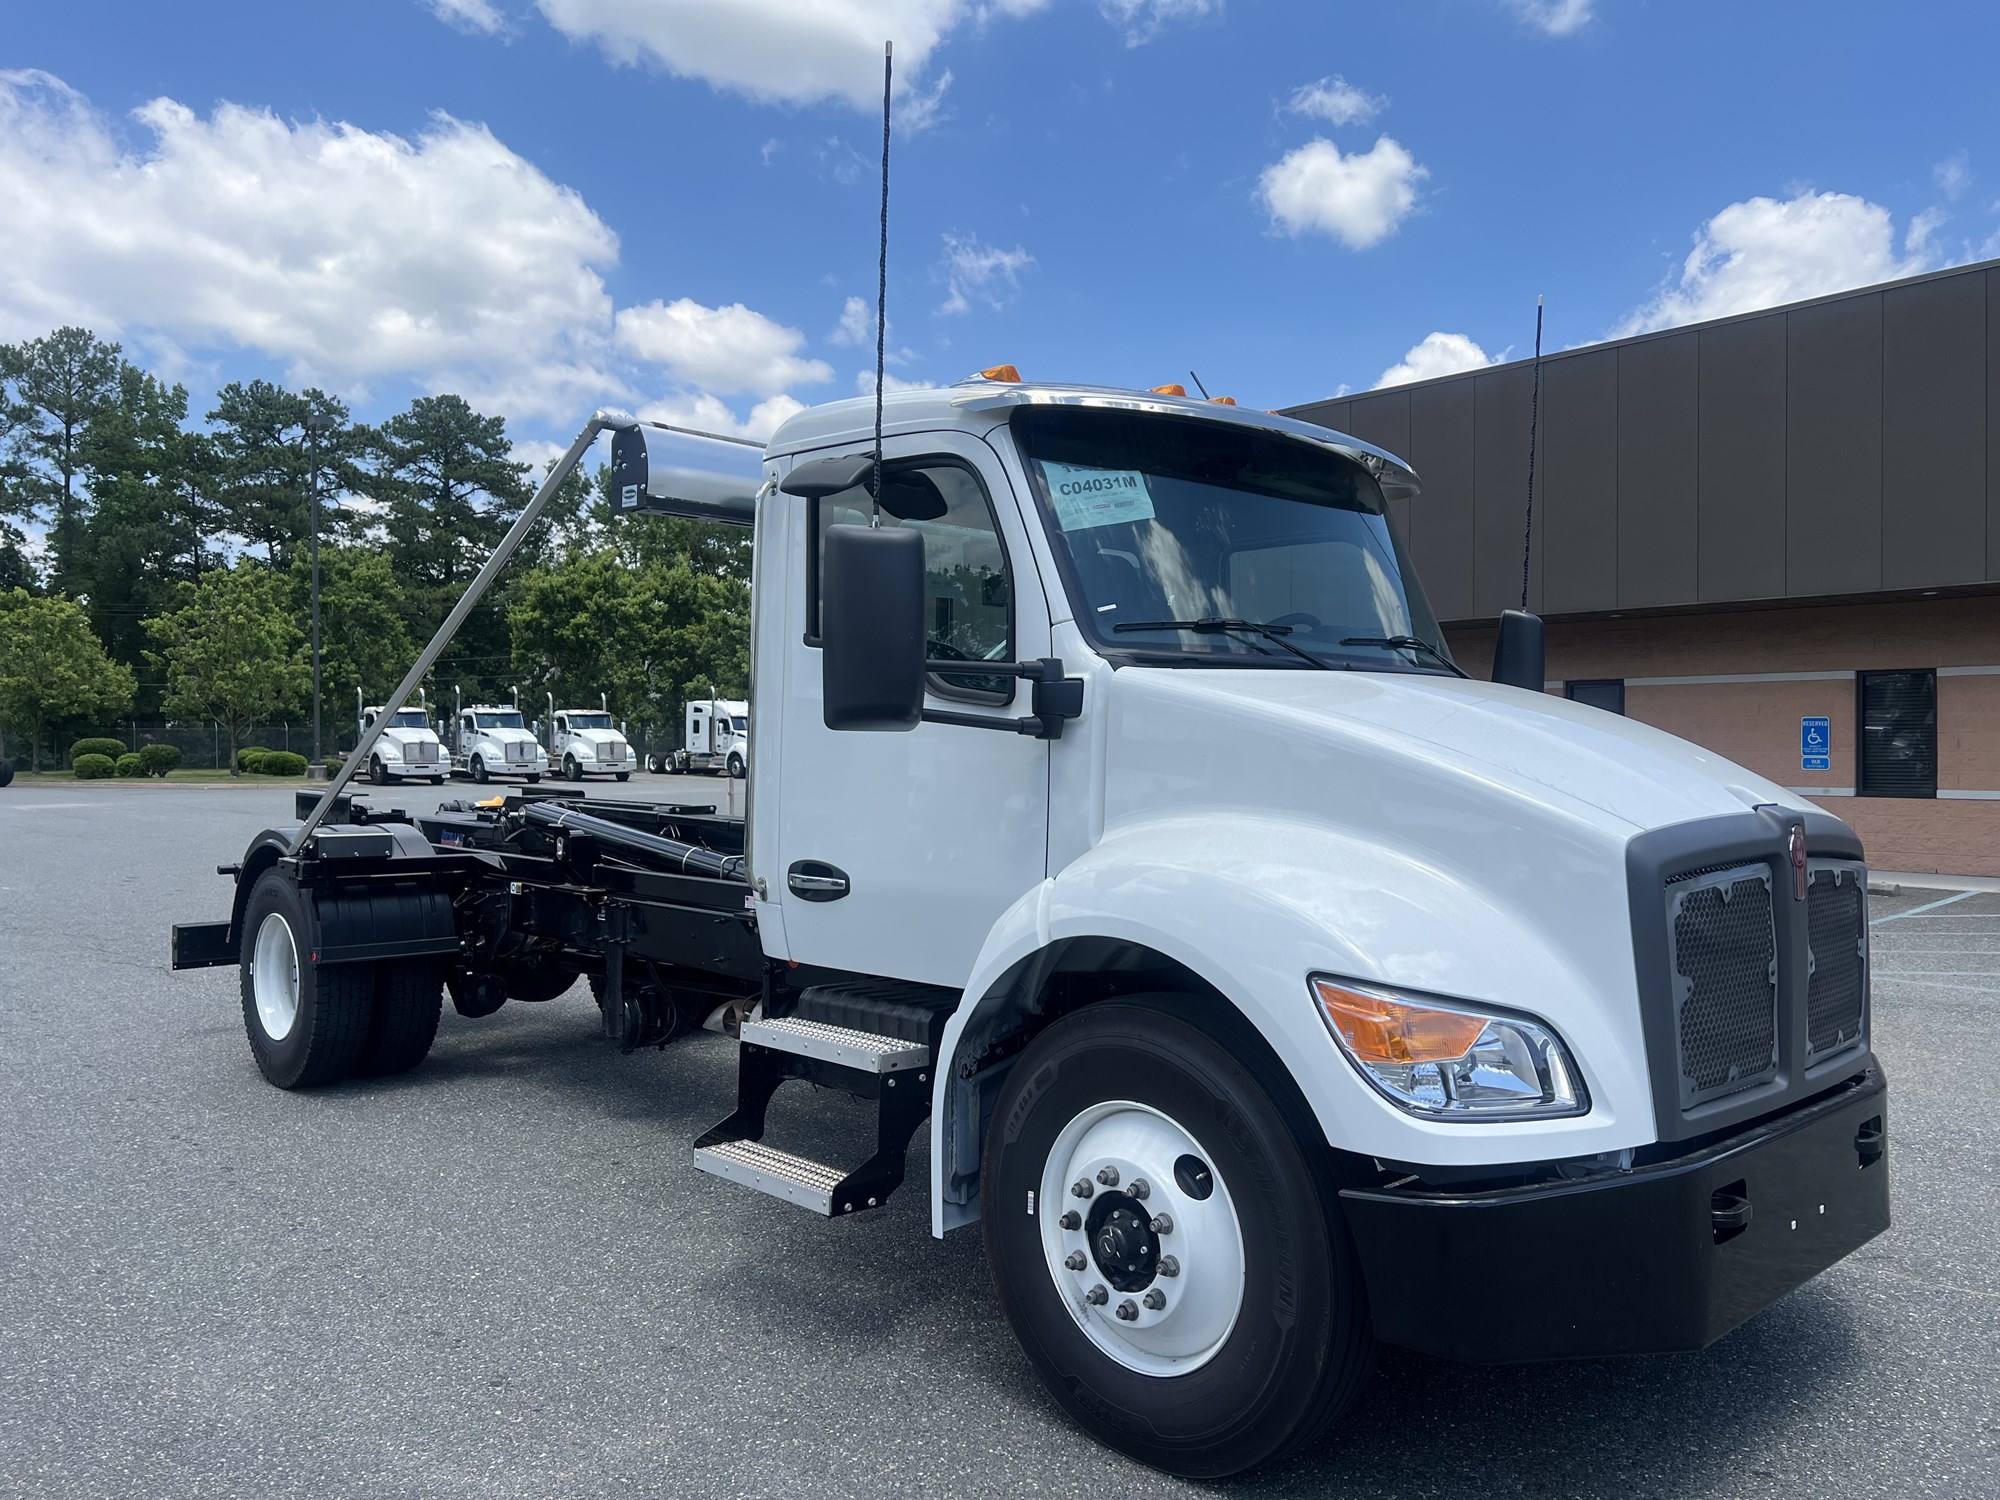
[175,375,1889,1477]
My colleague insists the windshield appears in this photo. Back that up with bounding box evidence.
[731,716,748,732]
[474,711,524,730]
[1013,407,1449,672]
[389,710,428,729]
[567,712,614,731]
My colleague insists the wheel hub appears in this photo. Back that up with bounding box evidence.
[1038,1100,1246,1377]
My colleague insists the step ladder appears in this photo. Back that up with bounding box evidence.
[692,979,959,1216]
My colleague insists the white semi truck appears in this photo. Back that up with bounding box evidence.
[652,698,749,777]
[174,378,1888,1478]
[542,694,634,782]
[446,691,545,784]
[355,691,446,785]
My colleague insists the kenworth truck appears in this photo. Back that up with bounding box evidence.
[544,694,634,782]
[355,692,445,785]
[171,377,1888,1478]
[655,697,749,777]
[446,691,544,784]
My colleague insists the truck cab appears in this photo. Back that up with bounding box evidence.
[452,705,543,784]
[547,707,632,782]
[356,703,444,785]
[178,379,1887,1478]
[656,698,749,778]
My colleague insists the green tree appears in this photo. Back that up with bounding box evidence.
[373,395,528,591]
[144,566,309,775]
[287,546,414,733]
[0,588,137,771]
[207,381,362,567]
[0,327,124,594]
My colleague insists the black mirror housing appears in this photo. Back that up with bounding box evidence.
[822,524,925,731]
[1491,609,1546,692]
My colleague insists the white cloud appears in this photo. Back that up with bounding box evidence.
[1375,332,1499,389]
[427,0,508,36]
[1097,0,1219,45]
[1935,151,1971,201]
[0,69,618,418]
[640,391,806,442]
[1614,189,1930,337]
[937,234,1034,314]
[830,296,872,347]
[856,371,935,395]
[1906,205,1948,258]
[613,298,832,397]
[1287,76,1384,127]
[1259,136,1427,249]
[1505,0,1594,36]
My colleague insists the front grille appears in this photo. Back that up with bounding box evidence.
[1668,864,1779,1108]
[408,742,436,765]
[602,746,626,764]
[1806,866,1867,1061]
[505,742,532,761]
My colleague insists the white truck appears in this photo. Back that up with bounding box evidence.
[175,378,1888,1478]
[355,691,446,785]
[543,694,634,782]
[653,698,749,777]
[447,694,545,784]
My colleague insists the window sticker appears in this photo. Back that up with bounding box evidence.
[1042,461,1157,531]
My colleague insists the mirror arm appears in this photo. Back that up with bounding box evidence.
[917,657,1085,741]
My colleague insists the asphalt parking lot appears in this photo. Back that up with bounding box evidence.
[2,778,1996,1499]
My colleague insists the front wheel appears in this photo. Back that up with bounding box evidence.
[564,756,582,782]
[471,755,489,784]
[525,773,541,784]
[238,871,374,1088]
[982,996,1373,1478]
[615,771,630,783]
[368,756,387,786]
[727,753,745,780]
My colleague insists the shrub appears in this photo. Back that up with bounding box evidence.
[137,743,181,777]
[237,748,267,773]
[70,737,127,764]
[73,753,116,779]
[256,751,308,776]
[115,752,144,778]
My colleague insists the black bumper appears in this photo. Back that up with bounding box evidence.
[1339,1066,1889,1363]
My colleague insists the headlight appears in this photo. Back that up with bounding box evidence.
[1310,977,1586,1120]
[379,744,402,760]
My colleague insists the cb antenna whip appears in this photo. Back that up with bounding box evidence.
[1519,294,1544,612]
[872,40,892,524]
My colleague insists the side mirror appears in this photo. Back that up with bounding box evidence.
[822,523,925,732]
[1492,609,1545,692]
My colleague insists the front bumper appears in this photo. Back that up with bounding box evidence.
[1339,1065,1888,1362]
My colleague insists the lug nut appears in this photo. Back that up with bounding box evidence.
[1096,1165,1120,1187]
[1071,1179,1093,1199]
[1159,1255,1180,1277]
[1065,1251,1088,1270]
[1128,1178,1150,1200]
[1115,1299,1139,1321]
[1150,1213,1174,1235]
[1143,1289,1166,1310]
[1059,1210,1081,1230]
[1085,1285,1108,1306]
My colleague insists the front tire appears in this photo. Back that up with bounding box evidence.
[238,872,374,1088]
[564,755,582,782]
[982,996,1373,1478]
[471,755,489,784]
[727,753,745,780]
[368,756,387,786]
[615,770,630,783]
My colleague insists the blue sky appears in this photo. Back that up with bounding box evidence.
[4,0,1996,461]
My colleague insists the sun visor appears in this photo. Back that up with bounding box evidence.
[608,423,766,527]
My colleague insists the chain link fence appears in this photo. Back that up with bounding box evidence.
[4,719,680,773]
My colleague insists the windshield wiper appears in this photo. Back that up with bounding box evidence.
[1115,617,1338,671]
[1339,634,1467,677]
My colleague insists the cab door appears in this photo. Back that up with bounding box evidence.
[766,431,1051,988]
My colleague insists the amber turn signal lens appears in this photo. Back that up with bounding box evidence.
[978,364,1022,382]
[1312,980,1488,1064]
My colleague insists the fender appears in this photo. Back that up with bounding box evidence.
[929,810,1653,1236]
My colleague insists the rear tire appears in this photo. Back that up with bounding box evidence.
[356,962,443,1076]
[237,872,373,1089]
[982,996,1374,1479]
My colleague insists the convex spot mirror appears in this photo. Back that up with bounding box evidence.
[821,523,925,732]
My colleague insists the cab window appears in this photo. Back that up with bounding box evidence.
[807,459,1013,702]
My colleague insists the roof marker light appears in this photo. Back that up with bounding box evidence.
[1150,384,1187,397]
[1208,396,1237,406]
[978,364,1022,382]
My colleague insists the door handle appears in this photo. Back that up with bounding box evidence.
[787,861,850,901]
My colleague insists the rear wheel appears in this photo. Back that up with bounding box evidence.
[356,962,443,1076]
[982,996,1373,1479]
[238,872,373,1088]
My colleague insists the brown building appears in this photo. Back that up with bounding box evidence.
[1286,258,2000,876]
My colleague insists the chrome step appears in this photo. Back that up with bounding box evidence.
[692,1139,853,1215]
[740,1016,929,1074]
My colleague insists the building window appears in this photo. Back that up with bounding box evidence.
[1857,670,1937,798]
[1566,679,1625,715]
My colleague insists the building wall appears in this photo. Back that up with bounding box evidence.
[1448,596,2000,875]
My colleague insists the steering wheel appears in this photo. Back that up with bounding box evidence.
[1266,612,1322,631]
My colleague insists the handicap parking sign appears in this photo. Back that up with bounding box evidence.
[1801,716,1831,772]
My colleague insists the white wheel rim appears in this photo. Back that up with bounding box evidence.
[250,911,301,1041]
[1038,1100,1245,1377]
